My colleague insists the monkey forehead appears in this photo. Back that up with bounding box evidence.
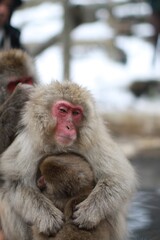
[30,81,95,112]
[50,81,94,104]
[51,82,96,118]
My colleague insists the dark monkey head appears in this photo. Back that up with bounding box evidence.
[0,49,38,104]
[37,153,95,210]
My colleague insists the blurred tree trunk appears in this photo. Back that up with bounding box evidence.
[62,0,72,81]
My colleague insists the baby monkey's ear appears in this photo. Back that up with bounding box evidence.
[37,175,46,190]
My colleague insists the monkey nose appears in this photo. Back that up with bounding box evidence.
[66,125,72,130]
[66,123,74,130]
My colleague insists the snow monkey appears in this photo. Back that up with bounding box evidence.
[0,49,38,154]
[0,81,136,240]
[0,49,38,240]
[33,153,111,240]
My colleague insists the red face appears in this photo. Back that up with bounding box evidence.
[7,77,34,94]
[52,100,83,146]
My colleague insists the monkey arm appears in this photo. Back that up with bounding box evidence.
[3,182,64,235]
[73,173,134,228]
[0,84,33,154]
[73,134,136,230]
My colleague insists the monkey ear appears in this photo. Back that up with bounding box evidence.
[37,176,46,190]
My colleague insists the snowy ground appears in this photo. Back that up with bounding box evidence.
[12,1,160,113]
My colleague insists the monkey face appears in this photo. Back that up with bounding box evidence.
[52,100,83,146]
[23,81,96,152]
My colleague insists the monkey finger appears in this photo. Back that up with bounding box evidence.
[73,204,100,229]
[38,216,64,236]
[10,84,34,106]
[73,200,85,212]
[73,213,99,230]
[15,83,34,93]
[37,207,64,235]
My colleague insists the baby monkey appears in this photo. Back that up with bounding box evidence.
[33,153,111,240]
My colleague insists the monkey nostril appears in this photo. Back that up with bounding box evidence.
[66,126,70,130]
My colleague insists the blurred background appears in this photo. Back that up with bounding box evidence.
[9,0,160,239]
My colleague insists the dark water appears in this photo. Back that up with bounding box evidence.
[128,148,160,240]
[128,190,160,240]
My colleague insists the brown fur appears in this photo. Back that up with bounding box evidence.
[0,49,38,154]
[0,81,136,240]
[0,49,38,239]
[38,154,95,212]
[0,49,38,86]
[33,153,110,240]
[0,84,33,155]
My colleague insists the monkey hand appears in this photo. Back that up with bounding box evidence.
[12,83,34,104]
[36,205,64,235]
[3,83,33,111]
[73,198,101,229]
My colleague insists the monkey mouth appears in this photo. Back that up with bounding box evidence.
[56,135,75,146]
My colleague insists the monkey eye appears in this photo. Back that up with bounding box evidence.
[59,107,68,114]
[72,110,81,116]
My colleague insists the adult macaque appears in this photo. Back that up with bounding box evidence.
[0,49,38,240]
[0,49,38,154]
[33,153,110,240]
[0,81,136,240]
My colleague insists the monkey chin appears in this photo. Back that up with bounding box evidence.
[56,135,76,147]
